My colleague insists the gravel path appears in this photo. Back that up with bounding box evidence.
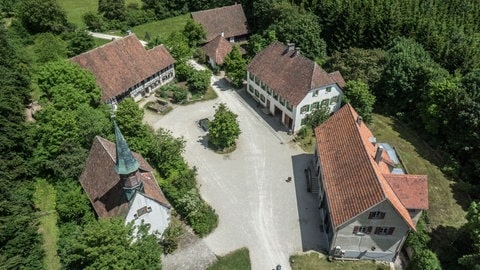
[147,63,323,270]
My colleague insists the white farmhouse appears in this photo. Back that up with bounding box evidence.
[247,41,346,132]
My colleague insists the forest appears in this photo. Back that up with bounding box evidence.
[1,0,479,269]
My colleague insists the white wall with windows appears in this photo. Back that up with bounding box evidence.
[125,192,170,236]
[246,71,343,132]
[331,200,410,262]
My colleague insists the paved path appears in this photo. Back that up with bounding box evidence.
[88,32,148,46]
[148,62,323,270]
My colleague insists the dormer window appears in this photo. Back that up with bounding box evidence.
[368,211,385,219]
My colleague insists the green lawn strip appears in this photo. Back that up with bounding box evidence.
[34,178,60,270]
[207,248,251,270]
[93,37,112,47]
[368,114,467,229]
[290,252,389,270]
[58,0,142,27]
[129,14,190,40]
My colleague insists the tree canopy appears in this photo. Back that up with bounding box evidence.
[343,80,376,123]
[208,103,241,149]
[224,45,247,88]
[16,0,69,34]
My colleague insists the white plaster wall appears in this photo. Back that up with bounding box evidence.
[246,72,344,132]
[293,85,343,132]
[332,200,410,262]
[125,193,170,236]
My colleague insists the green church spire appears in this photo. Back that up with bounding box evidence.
[113,120,140,175]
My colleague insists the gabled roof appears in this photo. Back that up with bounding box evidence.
[247,42,345,106]
[191,4,250,42]
[79,136,170,218]
[70,35,174,102]
[202,35,233,65]
[384,174,428,210]
[314,104,427,231]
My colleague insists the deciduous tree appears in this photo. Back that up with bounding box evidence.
[208,103,241,149]
[187,69,211,94]
[224,45,247,88]
[343,80,376,123]
[182,19,206,47]
[17,0,69,34]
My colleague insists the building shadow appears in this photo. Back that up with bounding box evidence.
[291,153,329,252]
[235,87,290,133]
[212,77,232,91]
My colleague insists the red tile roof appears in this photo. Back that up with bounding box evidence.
[191,4,250,42]
[314,104,426,231]
[70,35,174,102]
[384,174,429,210]
[247,42,345,106]
[79,136,170,218]
[202,35,233,65]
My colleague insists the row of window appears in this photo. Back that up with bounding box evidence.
[249,74,294,110]
[300,96,339,114]
[353,226,395,235]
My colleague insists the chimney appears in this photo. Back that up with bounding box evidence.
[294,47,300,56]
[356,116,363,126]
[375,145,384,163]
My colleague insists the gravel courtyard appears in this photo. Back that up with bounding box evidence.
[147,73,323,270]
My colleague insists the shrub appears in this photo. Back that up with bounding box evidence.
[411,249,441,270]
[160,217,184,254]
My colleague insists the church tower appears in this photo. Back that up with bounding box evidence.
[113,120,143,201]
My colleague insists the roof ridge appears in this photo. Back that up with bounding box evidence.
[191,3,240,14]
[95,135,116,162]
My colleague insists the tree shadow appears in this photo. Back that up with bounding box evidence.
[212,78,232,91]
[291,153,328,252]
[428,225,470,270]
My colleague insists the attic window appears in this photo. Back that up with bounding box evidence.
[137,206,148,217]
[326,87,332,92]
[312,90,319,97]
[368,211,385,219]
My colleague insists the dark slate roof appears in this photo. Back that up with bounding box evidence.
[247,42,345,106]
[191,4,250,42]
[202,35,233,65]
[79,136,170,218]
[314,104,426,231]
[114,121,139,175]
[70,35,175,102]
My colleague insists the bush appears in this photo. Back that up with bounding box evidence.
[175,62,194,82]
[160,217,184,254]
[411,249,442,270]
[187,69,211,95]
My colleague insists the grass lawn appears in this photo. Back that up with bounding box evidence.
[58,0,142,27]
[128,14,190,40]
[34,179,60,270]
[207,248,251,270]
[290,252,390,270]
[93,37,112,47]
[368,114,467,229]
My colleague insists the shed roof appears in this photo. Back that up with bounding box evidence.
[247,42,345,106]
[191,4,250,42]
[70,35,174,102]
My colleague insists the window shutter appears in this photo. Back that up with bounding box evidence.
[367,226,372,234]
[380,212,386,219]
[353,226,359,234]
[374,227,381,234]
[388,227,395,235]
